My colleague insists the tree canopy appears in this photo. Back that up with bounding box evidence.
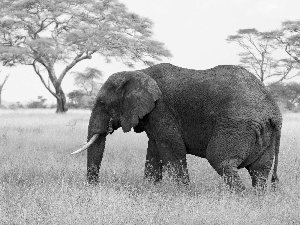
[67,67,103,108]
[73,67,103,97]
[0,0,171,112]
[268,82,300,110]
[273,20,300,65]
[227,28,298,84]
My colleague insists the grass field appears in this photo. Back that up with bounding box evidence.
[0,109,299,224]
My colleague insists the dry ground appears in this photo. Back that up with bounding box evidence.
[0,109,299,224]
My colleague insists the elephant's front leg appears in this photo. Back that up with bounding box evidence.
[158,141,190,185]
[145,103,189,185]
[144,138,162,183]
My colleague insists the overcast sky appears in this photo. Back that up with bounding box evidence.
[2,0,300,104]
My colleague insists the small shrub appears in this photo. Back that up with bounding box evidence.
[26,96,47,109]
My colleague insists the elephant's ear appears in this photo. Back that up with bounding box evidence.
[120,71,162,132]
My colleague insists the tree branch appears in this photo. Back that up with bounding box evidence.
[0,73,10,89]
[270,59,296,84]
[247,34,263,55]
[238,40,261,66]
[57,50,96,84]
[284,44,300,64]
[32,61,57,97]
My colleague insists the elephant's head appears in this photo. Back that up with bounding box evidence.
[71,71,162,183]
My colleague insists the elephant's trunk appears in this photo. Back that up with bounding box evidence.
[85,106,111,183]
[87,133,106,183]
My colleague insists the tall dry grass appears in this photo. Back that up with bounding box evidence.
[0,109,299,224]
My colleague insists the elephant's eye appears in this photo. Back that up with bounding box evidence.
[97,100,105,105]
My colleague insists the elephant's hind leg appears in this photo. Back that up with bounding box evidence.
[206,124,256,191]
[210,158,246,192]
[246,132,276,189]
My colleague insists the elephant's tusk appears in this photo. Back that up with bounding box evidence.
[71,134,100,155]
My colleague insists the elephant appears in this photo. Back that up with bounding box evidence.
[72,63,282,191]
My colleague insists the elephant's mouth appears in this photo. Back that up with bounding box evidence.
[107,118,114,134]
[71,134,100,155]
[71,118,115,155]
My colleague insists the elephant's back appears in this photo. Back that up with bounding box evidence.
[144,63,281,125]
[211,65,281,122]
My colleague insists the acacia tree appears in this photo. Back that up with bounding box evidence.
[0,0,171,113]
[268,82,300,110]
[68,67,103,108]
[73,67,103,97]
[67,90,86,108]
[227,28,297,84]
[273,20,300,65]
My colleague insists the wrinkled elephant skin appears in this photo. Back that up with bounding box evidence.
[77,63,282,191]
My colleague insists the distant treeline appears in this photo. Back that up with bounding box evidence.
[2,81,300,112]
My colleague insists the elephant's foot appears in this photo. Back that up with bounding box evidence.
[163,162,190,186]
[175,173,190,186]
[212,161,246,192]
[144,163,190,186]
[144,173,162,183]
[271,174,279,191]
[144,161,163,183]
[222,173,246,192]
[87,175,99,184]
[246,167,275,191]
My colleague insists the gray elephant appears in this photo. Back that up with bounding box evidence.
[72,63,282,191]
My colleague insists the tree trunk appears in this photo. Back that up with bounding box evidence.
[0,75,9,107]
[55,85,68,113]
[0,89,2,106]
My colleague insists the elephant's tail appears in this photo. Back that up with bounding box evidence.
[271,121,281,186]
